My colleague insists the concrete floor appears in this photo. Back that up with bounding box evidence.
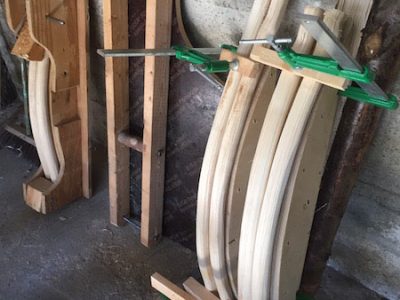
[0,143,385,299]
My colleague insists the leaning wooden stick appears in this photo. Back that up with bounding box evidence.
[250,10,345,300]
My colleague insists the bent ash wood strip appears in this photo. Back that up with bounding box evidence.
[237,6,322,300]
[196,0,273,291]
[272,2,373,298]
[250,10,345,300]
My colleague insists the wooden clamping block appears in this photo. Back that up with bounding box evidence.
[6,0,91,213]
[250,45,348,90]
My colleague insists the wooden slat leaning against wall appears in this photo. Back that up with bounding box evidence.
[103,0,130,226]
[141,0,173,247]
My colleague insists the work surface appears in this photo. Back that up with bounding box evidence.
[0,145,383,299]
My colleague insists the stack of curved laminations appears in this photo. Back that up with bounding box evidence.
[28,55,59,182]
[197,0,290,298]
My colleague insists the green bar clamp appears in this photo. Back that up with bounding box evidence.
[172,45,237,73]
[278,48,375,83]
[340,86,399,110]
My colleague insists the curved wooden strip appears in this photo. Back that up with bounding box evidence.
[4,0,25,33]
[272,3,371,298]
[196,0,273,290]
[209,67,262,300]
[196,71,242,291]
[251,11,345,300]
[35,53,59,182]
[237,7,322,300]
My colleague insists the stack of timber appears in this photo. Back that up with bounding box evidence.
[191,0,374,300]
[5,0,90,213]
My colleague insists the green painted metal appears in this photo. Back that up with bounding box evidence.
[340,86,399,110]
[278,48,375,83]
[172,45,231,73]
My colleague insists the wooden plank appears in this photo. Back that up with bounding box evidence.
[151,273,195,300]
[237,7,322,300]
[4,0,25,33]
[250,46,348,90]
[77,0,91,199]
[183,277,220,300]
[103,0,130,226]
[250,10,345,300]
[141,0,173,247]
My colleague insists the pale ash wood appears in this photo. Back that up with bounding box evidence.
[141,0,173,247]
[197,0,275,290]
[250,46,347,90]
[151,273,195,300]
[183,277,220,300]
[4,0,25,33]
[103,0,130,226]
[225,66,277,297]
[209,1,291,297]
[272,2,373,299]
[237,7,322,300]
[250,11,345,300]
[197,71,242,292]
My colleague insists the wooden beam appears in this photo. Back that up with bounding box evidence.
[4,0,25,33]
[250,46,348,90]
[11,22,44,61]
[77,0,91,199]
[151,273,195,300]
[118,131,143,153]
[141,0,173,247]
[103,0,130,226]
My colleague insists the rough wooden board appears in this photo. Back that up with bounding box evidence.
[250,10,345,300]
[103,0,130,226]
[183,277,220,300]
[11,22,44,61]
[140,0,173,247]
[250,46,347,90]
[27,0,79,91]
[151,273,195,300]
[237,7,322,300]
[4,0,25,33]
[77,0,91,199]
[272,2,373,299]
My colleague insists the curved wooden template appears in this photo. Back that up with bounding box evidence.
[4,0,26,33]
[250,11,345,300]
[273,2,372,299]
[174,0,192,47]
[236,7,322,300]
[209,66,262,300]
[35,53,59,182]
[23,0,85,212]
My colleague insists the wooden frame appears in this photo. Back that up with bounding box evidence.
[5,0,91,213]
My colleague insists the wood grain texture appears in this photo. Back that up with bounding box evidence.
[11,22,45,61]
[237,7,322,300]
[103,0,130,226]
[183,277,220,300]
[250,11,344,300]
[250,46,347,90]
[272,2,372,298]
[151,273,195,300]
[141,0,173,247]
[4,0,25,33]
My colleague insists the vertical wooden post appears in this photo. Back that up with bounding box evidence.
[103,0,130,226]
[141,0,173,247]
[77,0,91,199]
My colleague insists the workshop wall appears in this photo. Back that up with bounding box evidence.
[87,1,400,298]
